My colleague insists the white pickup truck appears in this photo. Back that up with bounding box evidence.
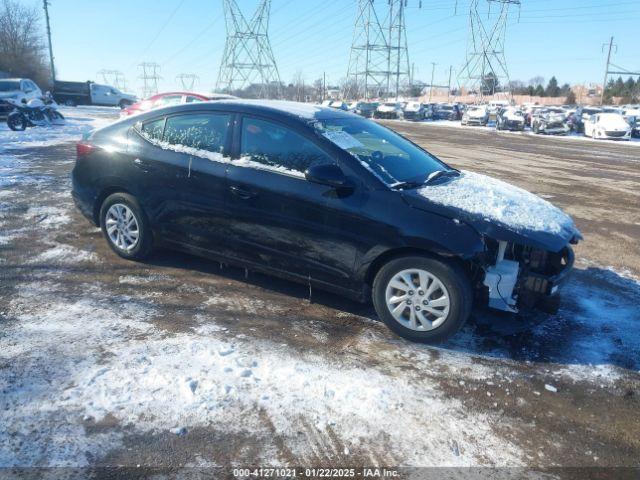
[52,80,137,108]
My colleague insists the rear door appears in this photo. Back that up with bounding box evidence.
[126,116,191,239]
[225,115,356,286]
[161,111,232,251]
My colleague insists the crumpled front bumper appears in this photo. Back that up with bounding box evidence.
[517,247,575,314]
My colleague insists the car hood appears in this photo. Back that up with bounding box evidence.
[503,112,524,121]
[0,91,20,99]
[466,110,487,118]
[598,119,630,130]
[378,105,399,112]
[401,170,582,252]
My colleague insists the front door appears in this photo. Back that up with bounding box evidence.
[225,115,356,287]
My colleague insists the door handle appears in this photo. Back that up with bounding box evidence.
[229,185,257,200]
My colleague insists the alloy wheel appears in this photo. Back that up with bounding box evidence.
[385,268,451,331]
[105,203,140,252]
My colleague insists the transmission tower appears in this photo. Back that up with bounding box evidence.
[345,0,412,100]
[176,73,200,91]
[97,69,127,91]
[216,0,281,98]
[458,0,520,99]
[138,62,162,98]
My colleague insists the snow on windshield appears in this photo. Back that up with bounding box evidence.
[419,170,577,235]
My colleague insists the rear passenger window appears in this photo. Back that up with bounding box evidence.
[141,118,165,141]
[240,117,333,175]
[164,114,230,153]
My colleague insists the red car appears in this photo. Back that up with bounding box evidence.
[120,92,236,117]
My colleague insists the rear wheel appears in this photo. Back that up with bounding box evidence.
[99,193,153,260]
[372,256,472,343]
[64,99,76,107]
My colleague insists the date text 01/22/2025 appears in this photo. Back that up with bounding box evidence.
[233,468,401,478]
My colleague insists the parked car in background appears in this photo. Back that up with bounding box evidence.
[329,101,349,111]
[53,81,137,108]
[574,107,602,133]
[461,105,489,126]
[374,102,404,119]
[120,92,236,117]
[402,102,428,121]
[353,101,379,118]
[433,103,461,121]
[0,78,42,118]
[532,108,570,135]
[496,107,526,131]
[622,109,640,138]
[71,100,581,343]
[583,113,632,140]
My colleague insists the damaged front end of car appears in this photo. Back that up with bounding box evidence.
[473,236,579,315]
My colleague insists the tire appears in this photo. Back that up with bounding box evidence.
[99,192,153,260]
[7,112,27,131]
[64,99,76,107]
[118,100,132,109]
[372,255,472,343]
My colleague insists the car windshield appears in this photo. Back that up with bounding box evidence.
[0,80,20,91]
[313,117,450,186]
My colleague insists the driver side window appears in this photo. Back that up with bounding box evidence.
[240,117,333,175]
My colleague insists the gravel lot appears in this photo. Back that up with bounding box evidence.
[1,109,639,478]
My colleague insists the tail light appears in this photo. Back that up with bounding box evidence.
[76,142,96,158]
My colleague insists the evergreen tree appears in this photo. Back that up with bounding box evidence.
[534,84,545,97]
[564,90,577,105]
[545,76,561,97]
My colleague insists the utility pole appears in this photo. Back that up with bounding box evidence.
[43,0,56,85]
[176,73,199,91]
[345,0,414,101]
[428,62,436,102]
[217,0,281,98]
[458,0,521,100]
[138,62,161,98]
[323,72,326,102]
[447,65,453,102]
[601,36,615,105]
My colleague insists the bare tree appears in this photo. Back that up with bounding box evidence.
[0,0,51,88]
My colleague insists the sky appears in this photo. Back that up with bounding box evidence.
[29,0,640,96]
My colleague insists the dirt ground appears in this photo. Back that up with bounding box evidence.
[1,111,639,479]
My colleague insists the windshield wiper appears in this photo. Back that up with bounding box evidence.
[424,169,460,185]
[391,180,425,190]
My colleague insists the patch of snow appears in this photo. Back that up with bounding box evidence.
[0,109,113,152]
[2,277,524,467]
[31,243,98,264]
[25,205,71,228]
[544,384,558,393]
[418,170,577,235]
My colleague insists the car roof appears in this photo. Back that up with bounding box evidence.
[141,99,358,122]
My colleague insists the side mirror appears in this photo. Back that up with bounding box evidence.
[305,164,349,189]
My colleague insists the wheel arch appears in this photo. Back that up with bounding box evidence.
[363,247,473,289]
[93,186,135,224]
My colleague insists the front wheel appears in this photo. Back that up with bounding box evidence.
[372,256,472,343]
[99,193,153,260]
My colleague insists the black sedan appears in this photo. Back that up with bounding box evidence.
[72,100,581,343]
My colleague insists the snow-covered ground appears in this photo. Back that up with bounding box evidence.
[389,119,640,147]
[0,106,115,152]
[1,110,639,471]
